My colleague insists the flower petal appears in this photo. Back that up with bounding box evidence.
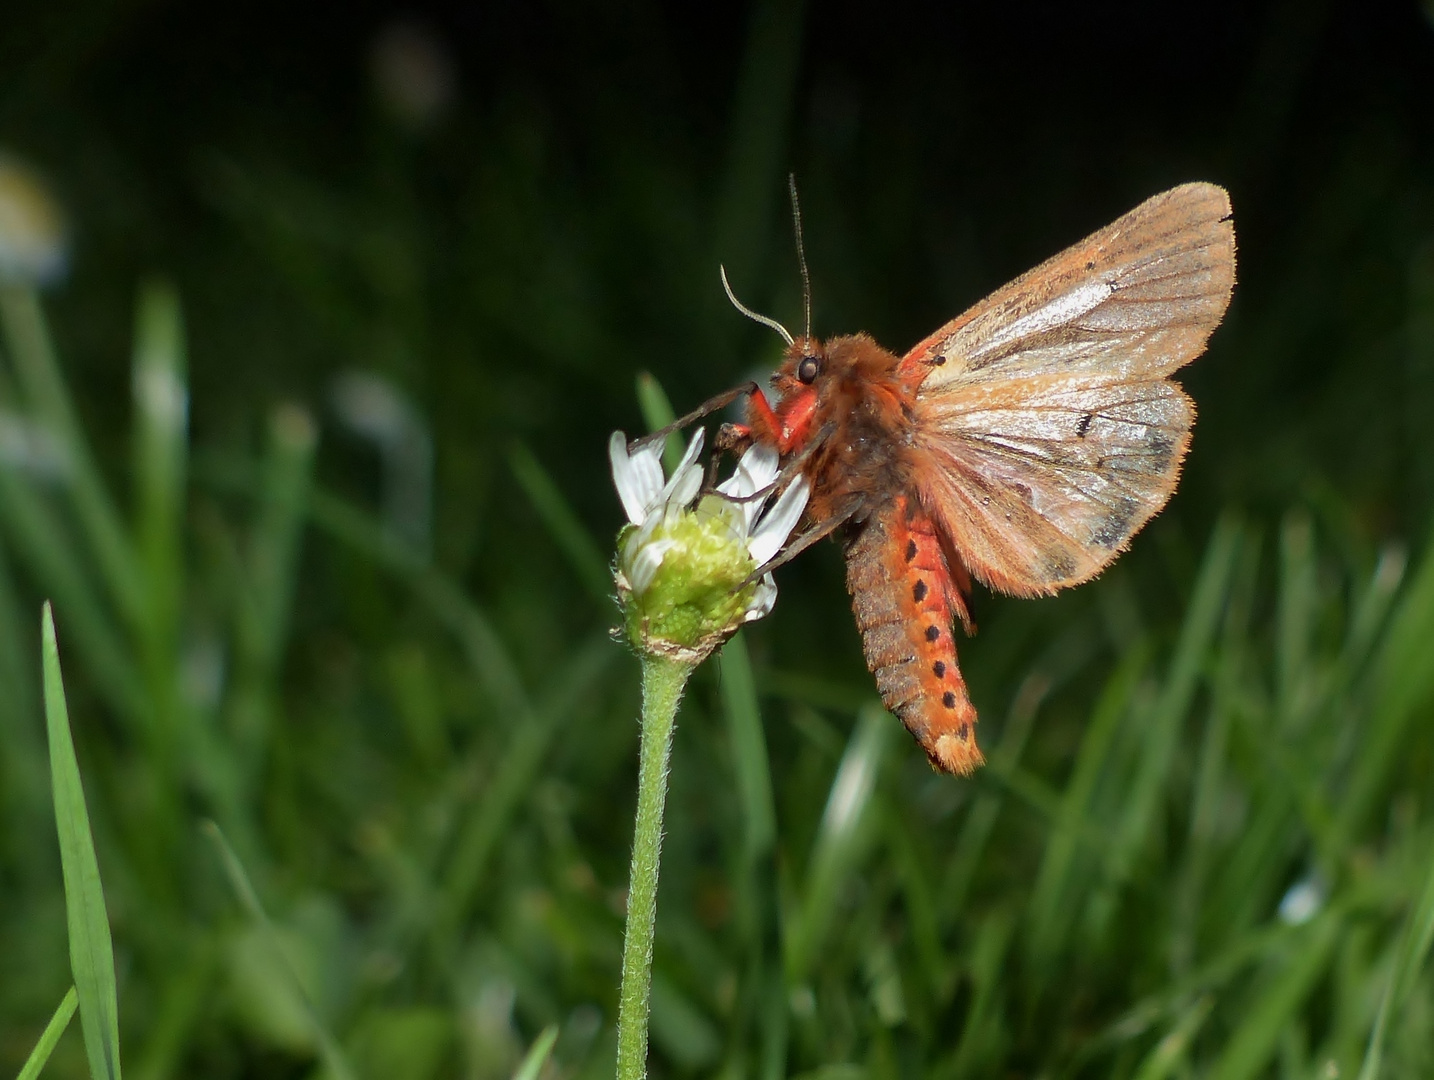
[742,573,778,621]
[658,427,706,506]
[717,442,779,499]
[628,538,676,594]
[717,442,780,534]
[746,474,809,566]
[669,462,703,508]
[609,431,665,524]
[739,442,780,490]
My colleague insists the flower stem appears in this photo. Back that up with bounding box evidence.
[615,653,692,1080]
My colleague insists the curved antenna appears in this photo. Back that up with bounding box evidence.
[788,174,812,349]
[720,265,794,346]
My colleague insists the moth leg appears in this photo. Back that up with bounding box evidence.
[715,421,752,454]
[742,383,784,447]
[629,381,760,454]
[739,495,861,585]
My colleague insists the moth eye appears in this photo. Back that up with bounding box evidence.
[797,354,822,384]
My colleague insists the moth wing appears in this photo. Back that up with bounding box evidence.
[903,183,1234,595]
[913,374,1193,595]
[902,183,1234,388]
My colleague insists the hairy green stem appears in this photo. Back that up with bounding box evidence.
[615,653,692,1080]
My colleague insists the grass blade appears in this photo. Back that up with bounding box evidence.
[0,536,43,811]
[1026,644,1151,966]
[42,602,123,1080]
[226,404,317,799]
[1356,827,1434,1080]
[718,633,787,1080]
[635,372,683,471]
[719,633,776,860]
[0,477,144,721]
[1109,517,1241,886]
[429,635,616,954]
[131,281,187,688]
[195,455,535,723]
[1130,995,1213,1080]
[508,442,611,604]
[939,671,1050,929]
[511,1024,559,1080]
[16,986,79,1080]
[204,821,357,1080]
[786,702,892,982]
[1275,512,1316,729]
[946,911,1014,1078]
[242,404,316,667]
[1336,532,1434,848]
[2,287,142,625]
[1209,915,1339,1080]
[128,281,188,816]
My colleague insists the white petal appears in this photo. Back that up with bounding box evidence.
[746,474,809,566]
[669,463,703,508]
[628,538,676,594]
[715,471,757,533]
[739,442,780,489]
[717,442,779,500]
[631,450,665,509]
[609,431,664,524]
[658,427,706,505]
[623,515,659,568]
[717,443,780,535]
[742,574,777,621]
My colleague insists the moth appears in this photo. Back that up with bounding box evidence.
[674,183,1235,774]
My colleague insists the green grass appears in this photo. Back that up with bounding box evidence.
[6,272,1434,1077]
[40,605,120,1080]
[2,3,1434,1078]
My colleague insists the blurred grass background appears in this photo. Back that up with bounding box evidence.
[2,0,1434,1077]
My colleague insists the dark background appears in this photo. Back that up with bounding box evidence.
[3,1,1434,1077]
[8,0,1434,678]
[9,0,1434,521]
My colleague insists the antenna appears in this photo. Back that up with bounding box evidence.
[720,265,794,346]
[788,174,812,349]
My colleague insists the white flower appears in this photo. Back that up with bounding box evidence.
[710,441,810,621]
[610,427,707,530]
[608,428,810,660]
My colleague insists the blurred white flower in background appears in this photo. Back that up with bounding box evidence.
[370,20,456,131]
[1277,873,1326,926]
[331,371,434,558]
[0,153,69,287]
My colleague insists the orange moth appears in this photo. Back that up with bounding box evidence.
[670,183,1236,774]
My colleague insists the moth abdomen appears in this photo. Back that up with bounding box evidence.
[844,495,983,775]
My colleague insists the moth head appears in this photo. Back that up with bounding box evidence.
[796,348,823,385]
[772,336,831,397]
[778,333,895,396]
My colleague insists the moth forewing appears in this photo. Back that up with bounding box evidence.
[905,182,1235,389]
